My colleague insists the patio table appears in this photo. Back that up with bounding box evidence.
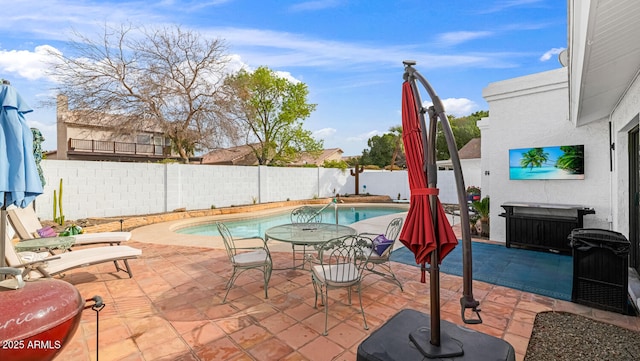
[265,223,356,269]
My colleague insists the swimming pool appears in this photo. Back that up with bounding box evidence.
[176,206,406,238]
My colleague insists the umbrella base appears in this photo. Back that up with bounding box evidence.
[357,309,515,361]
[409,328,463,358]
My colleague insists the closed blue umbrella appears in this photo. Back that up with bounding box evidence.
[1,81,44,267]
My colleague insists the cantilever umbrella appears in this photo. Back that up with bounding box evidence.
[398,62,481,358]
[0,81,44,268]
[398,80,458,281]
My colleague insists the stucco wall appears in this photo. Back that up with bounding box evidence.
[610,73,640,238]
[482,68,612,243]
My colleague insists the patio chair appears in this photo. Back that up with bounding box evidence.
[308,234,373,335]
[7,205,131,247]
[216,222,272,303]
[290,206,323,268]
[359,217,405,291]
[4,222,141,279]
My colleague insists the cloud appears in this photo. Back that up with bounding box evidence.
[289,0,342,12]
[313,127,337,139]
[479,0,545,14]
[0,45,60,81]
[435,31,494,47]
[346,130,383,142]
[540,47,565,62]
[424,98,479,117]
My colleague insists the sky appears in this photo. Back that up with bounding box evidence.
[0,0,567,156]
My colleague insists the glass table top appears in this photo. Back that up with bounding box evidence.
[14,236,76,252]
[265,223,356,245]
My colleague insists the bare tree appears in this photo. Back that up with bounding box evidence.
[48,24,240,162]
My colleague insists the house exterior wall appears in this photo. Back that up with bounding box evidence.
[610,73,640,238]
[460,158,482,192]
[35,160,464,220]
[56,94,171,160]
[481,67,612,243]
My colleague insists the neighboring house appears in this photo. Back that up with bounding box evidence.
[54,95,176,162]
[200,144,260,165]
[480,0,640,307]
[201,144,343,166]
[288,148,344,166]
[437,137,482,189]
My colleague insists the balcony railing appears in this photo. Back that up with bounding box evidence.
[68,138,169,156]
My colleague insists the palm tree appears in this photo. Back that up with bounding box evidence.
[388,125,404,170]
[555,145,584,174]
[471,197,490,238]
[520,148,549,171]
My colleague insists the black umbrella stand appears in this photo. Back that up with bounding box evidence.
[356,62,515,360]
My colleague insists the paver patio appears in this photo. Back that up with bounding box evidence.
[49,215,639,360]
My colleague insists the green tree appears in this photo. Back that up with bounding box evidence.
[360,126,406,169]
[520,148,550,171]
[435,111,485,161]
[226,66,322,165]
[48,24,240,163]
[361,133,396,168]
[322,159,348,171]
[555,145,584,174]
[388,125,405,170]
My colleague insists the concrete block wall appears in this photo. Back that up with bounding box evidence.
[36,160,467,220]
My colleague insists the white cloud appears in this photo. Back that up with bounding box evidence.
[424,98,479,117]
[346,130,383,142]
[435,31,494,47]
[289,0,342,12]
[479,0,545,14]
[313,127,337,139]
[0,45,60,81]
[540,47,565,62]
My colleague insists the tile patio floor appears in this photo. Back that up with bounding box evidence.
[52,226,639,360]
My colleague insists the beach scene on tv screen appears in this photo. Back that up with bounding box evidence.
[509,145,585,180]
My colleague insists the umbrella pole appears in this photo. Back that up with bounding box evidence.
[404,61,482,358]
[409,65,481,323]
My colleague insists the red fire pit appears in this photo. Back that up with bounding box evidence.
[0,278,83,361]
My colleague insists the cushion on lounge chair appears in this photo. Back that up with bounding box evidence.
[4,222,142,279]
[7,206,131,245]
[40,246,142,276]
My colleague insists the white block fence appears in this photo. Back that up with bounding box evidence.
[36,160,463,220]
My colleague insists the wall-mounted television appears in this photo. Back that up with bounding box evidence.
[509,145,584,180]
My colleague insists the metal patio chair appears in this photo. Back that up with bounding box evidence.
[308,234,373,335]
[216,222,272,303]
[289,206,323,268]
[360,217,404,291]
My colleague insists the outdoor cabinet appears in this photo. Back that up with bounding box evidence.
[500,202,595,254]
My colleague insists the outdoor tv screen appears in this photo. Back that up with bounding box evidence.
[509,145,584,180]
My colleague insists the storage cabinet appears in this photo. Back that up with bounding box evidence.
[500,202,595,254]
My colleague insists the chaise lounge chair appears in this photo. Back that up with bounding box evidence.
[7,205,131,247]
[4,223,141,279]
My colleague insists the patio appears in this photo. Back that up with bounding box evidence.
[50,215,639,361]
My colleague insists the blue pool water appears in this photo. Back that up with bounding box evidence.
[176,206,405,238]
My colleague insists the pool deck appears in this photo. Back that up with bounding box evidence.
[50,205,639,361]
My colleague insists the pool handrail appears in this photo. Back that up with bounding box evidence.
[311,198,339,224]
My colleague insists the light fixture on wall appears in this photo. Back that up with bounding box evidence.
[484,171,490,176]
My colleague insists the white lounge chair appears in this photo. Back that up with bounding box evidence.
[4,222,141,279]
[7,205,131,246]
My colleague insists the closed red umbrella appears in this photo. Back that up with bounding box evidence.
[398,81,457,282]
